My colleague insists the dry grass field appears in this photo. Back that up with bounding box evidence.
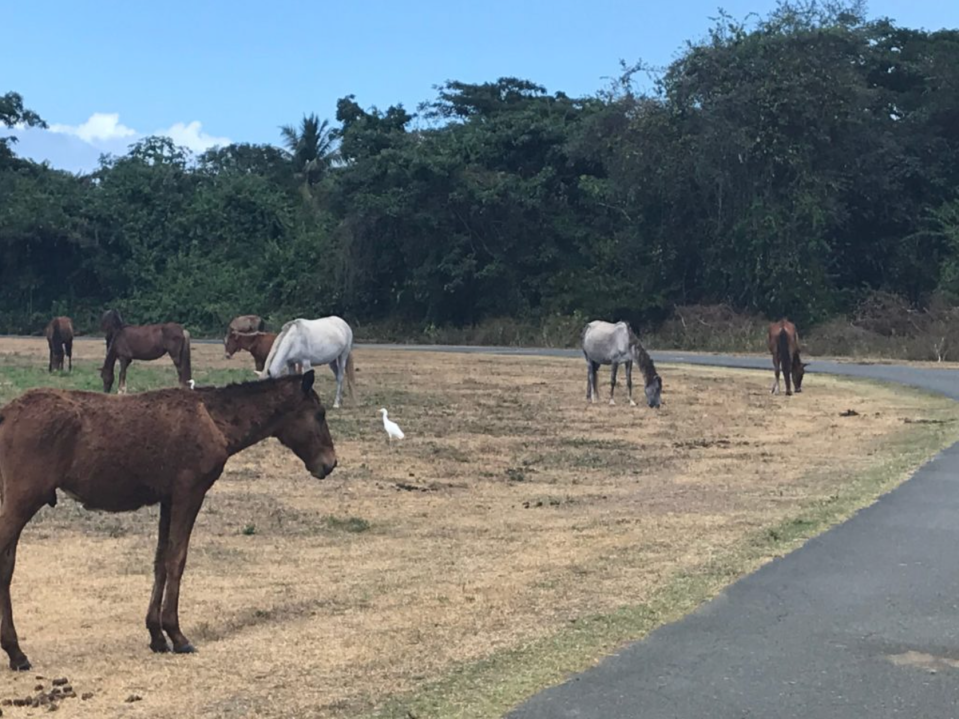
[1,337,957,718]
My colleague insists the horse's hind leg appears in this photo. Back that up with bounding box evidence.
[586,360,599,403]
[65,340,72,373]
[146,500,172,653]
[609,363,619,406]
[329,360,342,408]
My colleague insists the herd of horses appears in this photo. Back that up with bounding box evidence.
[0,311,805,672]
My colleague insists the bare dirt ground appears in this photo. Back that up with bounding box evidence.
[0,337,956,717]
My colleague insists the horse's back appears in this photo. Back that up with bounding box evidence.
[768,319,799,350]
[582,320,630,362]
[1,387,221,509]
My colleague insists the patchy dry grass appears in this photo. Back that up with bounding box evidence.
[0,337,957,718]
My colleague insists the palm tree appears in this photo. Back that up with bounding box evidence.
[279,114,337,190]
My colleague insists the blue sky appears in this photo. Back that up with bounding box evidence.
[3,1,958,172]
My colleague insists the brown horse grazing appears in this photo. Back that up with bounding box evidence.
[224,330,278,371]
[225,330,304,374]
[0,371,336,670]
[44,317,73,373]
[101,322,192,394]
[224,315,266,357]
[768,319,806,395]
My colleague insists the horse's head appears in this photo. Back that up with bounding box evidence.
[644,374,663,408]
[793,361,807,393]
[273,370,337,479]
[100,360,115,393]
[224,330,240,359]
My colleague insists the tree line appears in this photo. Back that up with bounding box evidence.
[2,2,959,338]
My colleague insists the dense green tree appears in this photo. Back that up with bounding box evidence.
[2,3,959,336]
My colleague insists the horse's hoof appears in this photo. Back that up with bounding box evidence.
[150,640,171,653]
[629,400,637,407]
[9,657,31,672]
[608,400,616,406]
[173,643,197,654]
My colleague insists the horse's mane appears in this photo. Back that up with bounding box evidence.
[627,327,659,383]
[260,319,298,377]
[192,373,303,396]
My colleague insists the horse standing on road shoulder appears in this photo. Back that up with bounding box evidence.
[768,319,806,396]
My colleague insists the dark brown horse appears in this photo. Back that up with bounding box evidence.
[44,317,73,373]
[224,315,266,356]
[224,330,279,372]
[100,311,192,393]
[0,371,336,670]
[768,319,806,395]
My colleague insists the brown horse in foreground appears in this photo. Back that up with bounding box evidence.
[768,319,806,395]
[44,317,73,373]
[0,371,336,670]
[100,310,191,393]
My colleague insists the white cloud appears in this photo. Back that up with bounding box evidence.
[10,111,232,172]
[49,112,137,143]
[156,121,230,153]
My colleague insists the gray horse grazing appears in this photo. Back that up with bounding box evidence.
[582,320,662,408]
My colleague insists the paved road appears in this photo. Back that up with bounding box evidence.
[426,348,959,719]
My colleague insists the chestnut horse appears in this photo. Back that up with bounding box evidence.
[0,371,336,670]
[44,316,73,373]
[224,315,266,357]
[100,310,191,393]
[768,319,806,395]
[225,330,279,372]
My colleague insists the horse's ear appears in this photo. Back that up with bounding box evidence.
[301,370,316,396]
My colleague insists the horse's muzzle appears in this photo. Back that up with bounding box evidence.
[312,459,337,480]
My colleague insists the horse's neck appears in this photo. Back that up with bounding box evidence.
[268,328,298,375]
[203,386,290,454]
[630,341,658,382]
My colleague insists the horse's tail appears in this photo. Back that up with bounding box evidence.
[777,327,791,388]
[259,320,296,378]
[179,330,193,386]
[345,352,357,401]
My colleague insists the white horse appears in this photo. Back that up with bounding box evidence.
[258,316,356,408]
[581,320,662,408]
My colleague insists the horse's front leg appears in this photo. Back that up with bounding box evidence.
[118,358,131,394]
[146,500,172,653]
[771,359,780,394]
[609,363,618,406]
[0,505,40,671]
[626,361,636,407]
[161,490,207,654]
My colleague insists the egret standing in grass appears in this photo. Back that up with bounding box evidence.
[379,408,405,445]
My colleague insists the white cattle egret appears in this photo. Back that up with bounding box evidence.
[378,408,405,443]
